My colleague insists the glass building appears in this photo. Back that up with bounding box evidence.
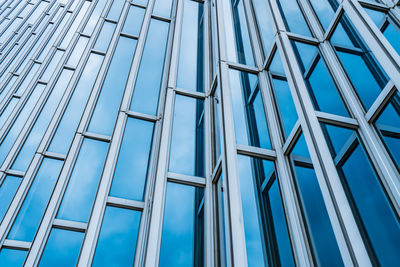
[0,0,399,265]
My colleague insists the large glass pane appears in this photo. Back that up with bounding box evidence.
[67,36,89,67]
[277,0,311,36]
[57,138,108,222]
[176,0,204,92]
[169,95,204,177]
[106,0,124,21]
[39,229,83,267]
[153,0,174,18]
[88,37,137,136]
[83,0,108,35]
[8,158,63,242]
[48,53,103,154]
[93,22,116,53]
[308,0,338,31]
[322,123,400,266]
[109,118,154,201]
[11,69,74,171]
[130,19,169,115]
[0,175,21,223]
[159,182,204,266]
[230,0,254,66]
[92,207,141,266]
[0,248,27,266]
[229,69,271,149]
[122,5,145,36]
[250,0,274,57]
[289,134,343,266]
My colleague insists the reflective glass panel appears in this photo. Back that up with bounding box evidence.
[107,0,125,21]
[0,248,27,266]
[250,0,274,57]
[277,0,311,36]
[0,175,21,223]
[122,5,145,36]
[153,0,174,18]
[93,22,116,53]
[308,0,338,31]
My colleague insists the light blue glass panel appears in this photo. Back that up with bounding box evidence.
[67,36,89,67]
[0,83,45,166]
[0,175,21,223]
[8,158,63,242]
[159,182,203,266]
[39,229,83,267]
[48,53,103,154]
[11,69,74,171]
[0,248,27,266]
[229,69,271,149]
[0,76,18,104]
[83,0,108,35]
[308,0,337,30]
[122,5,145,36]
[364,7,385,27]
[153,0,173,18]
[231,0,254,66]
[277,0,311,36]
[92,207,142,266]
[106,0,124,21]
[130,19,169,115]
[169,95,204,177]
[57,139,108,222]
[88,37,137,136]
[15,63,40,95]
[40,50,63,82]
[110,118,154,201]
[93,22,116,52]
[176,0,204,92]
[0,97,18,129]
[251,0,274,56]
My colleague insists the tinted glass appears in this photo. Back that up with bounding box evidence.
[122,5,145,36]
[0,176,21,223]
[251,0,274,56]
[277,0,311,36]
[0,248,27,266]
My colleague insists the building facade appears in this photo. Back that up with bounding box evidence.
[0,0,399,266]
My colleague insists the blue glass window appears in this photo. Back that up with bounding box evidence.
[93,22,116,53]
[169,95,204,177]
[308,0,338,31]
[110,118,154,201]
[39,228,84,267]
[92,207,142,266]
[122,5,145,36]
[322,123,400,266]
[0,248,27,266]
[57,138,108,222]
[88,37,137,136]
[250,0,274,57]
[67,36,89,67]
[229,69,272,149]
[107,0,125,21]
[153,0,174,18]
[8,159,63,242]
[277,0,312,36]
[159,182,204,266]
[0,175,21,223]
[83,0,108,35]
[289,134,344,266]
[176,0,204,92]
[130,19,169,115]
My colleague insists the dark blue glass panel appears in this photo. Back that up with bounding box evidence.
[176,0,204,92]
[290,135,344,266]
[93,22,116,53]
[229,69,271,149]
[122,6,145,36]
[11,70,74,171]
[0,176,21,223]
[107,0,125,21]
[383,23,400,55]
[308,0,337,30]
[251,0,274,56]
[0,248,27,266]
[57,139,108,222]
[39,229,83,267]
[8,159,63,242]
[110,118,154,201]
[292,41,318,72]
[231,0,254,66]
[159,182,204,266]
[130,19,169,115]
[277,0,311,36]
[153,0,174,18]
[49,53,103,154]
[88,37,137,136]
[92,207,142,266]
[169,95,204,177]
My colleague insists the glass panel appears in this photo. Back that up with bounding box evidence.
[250,0,274,57]
[215,173,227,266]
[237,155,294,266]
[48,53,103,154]
[383,21,400,55]
[230,0,254,66]
[277,0,311,36]
[322,123,400,266]
[40,50,64,82]
[176,0,204,92]
[60,1,90,49]
[374,92,400,170]
[289,134,343,266]
[93,21,116,53]
[8,158,63,242]
[308,0,338,31]
[130,19,169,115]
[67,36,89,67]
[169,95,204,177]
[0,76,18,104]
[57,138,108,222]
[88,37,137,136]
[364,7,386,27]
[228,69,272,149]
[106,0,124,21]
[122,5,145,36]
[83,0,108,35]
[92,207,142,266]
[212,86,222,166]
[11,69,74,171]
[39,229,83,267]
[153,0,174,18]
[159,182,204,266]
[0,175,21,223]
[110,118,154,201]
[0,97,18,129]
[0,248,27,266]
[15,63,40,94]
